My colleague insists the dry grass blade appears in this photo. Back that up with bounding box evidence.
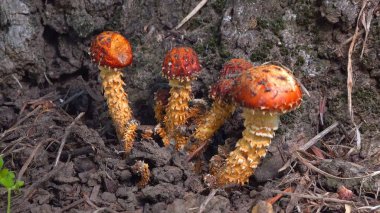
[175,0,208,30]
[360,1,379,58]
[347,0,367,122]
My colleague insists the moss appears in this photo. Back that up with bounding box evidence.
[257,17,285,36]
[212,0,227,14]
[328,87,380,133]
[279,46,290,56]
[352,88,380,114]
[219,45,232,59]
[294,1,317,27]
[194,25,231,59]
[295,56,305,66]
[186,18,203,31]
[250,40,274,62]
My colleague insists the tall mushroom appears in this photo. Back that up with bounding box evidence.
[192,59,253,144]
[215,64,302,185]
[90,31,137,153]
[161,47,202,150]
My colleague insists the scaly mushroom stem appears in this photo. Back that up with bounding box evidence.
[155,124,170,146]
[216,108,279,185]
[193,99,236,141]
[164,79,192,149]
[188,99,235,156]
[154,100,166,123]
[99,67,136,152]
[174,133,189,150]
[132,160,150,188]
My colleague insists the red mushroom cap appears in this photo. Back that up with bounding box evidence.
[162,47,201,81]
[90,31,133,68]
[219,58,254,79]
[233,65,302,113]
[210,59,253,100]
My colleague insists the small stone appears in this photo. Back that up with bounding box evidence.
[141,183,184,203]
[118,169,132,182]
[117,198,135,211]
[101,192,117,203]
[152,166,183,183]
[74,157,97,173]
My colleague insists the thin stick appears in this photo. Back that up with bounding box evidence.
[187,140,209,161]
[296,152,380,180]
[299,122,339,151]
[59,198,85,213]
[17,142,43,180]
[268,190,355,205]
[54,112,85,167]
[279,122,339,172]
[175,0,208,30]
[198,189,218,213]
[266,187,294,204]
[12,74,23,89]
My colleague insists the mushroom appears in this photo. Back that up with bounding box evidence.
[153,88,170,146]
[192,59,253,148]
[161,47,202,150]
[90,31,137,153]
[154,88,170,124]
[214,64,302,185]
[131,160,150,188]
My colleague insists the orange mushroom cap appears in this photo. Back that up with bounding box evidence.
[90,31,133,68]
[233,65,302,113]
[210,59,253,100]
[162,47,201,81]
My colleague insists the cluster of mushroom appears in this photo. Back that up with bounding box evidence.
[90,31,303,187]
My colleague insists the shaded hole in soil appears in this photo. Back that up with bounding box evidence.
[43,26,59,45]
[58,67,90,83]
[134,99,155,125]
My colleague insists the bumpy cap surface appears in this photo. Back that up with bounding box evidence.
[90,31,133,68]
[233,64,302,113]
[210,59,253,99]
[162,47,201,81]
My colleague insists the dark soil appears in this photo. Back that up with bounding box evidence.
[1,0,379,212]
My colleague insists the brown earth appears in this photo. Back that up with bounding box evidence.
[0,0,379,212]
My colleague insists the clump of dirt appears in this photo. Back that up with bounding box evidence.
[1,0,380,212]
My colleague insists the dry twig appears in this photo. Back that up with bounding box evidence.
[54,112,85,167]
[296,152,380,180]
[17,141,44,180]
[269,190,355,205]
[175,0,208,30]
[279,122,339,172]
[347,0,367,122]
[199,189,218,213]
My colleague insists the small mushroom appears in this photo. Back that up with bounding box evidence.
[154,88,170,124]
[215,64,303,185]
[131,160,150,188]
[90,31,137,153]
[192,59,253,146]
[161,47,202,150]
